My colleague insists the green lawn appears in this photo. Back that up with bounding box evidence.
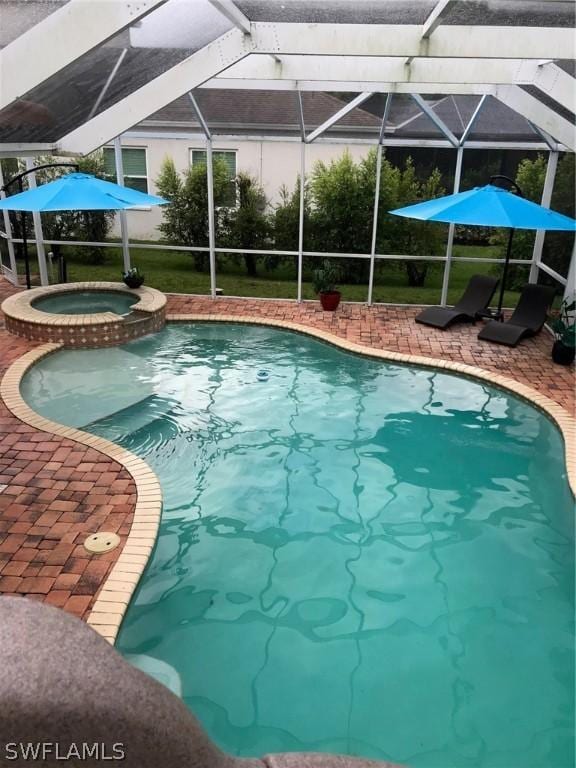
[27,242,525,307]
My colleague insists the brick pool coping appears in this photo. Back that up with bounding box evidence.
[0,281,574,643]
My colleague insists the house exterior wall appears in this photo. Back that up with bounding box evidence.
[111,135,371,241]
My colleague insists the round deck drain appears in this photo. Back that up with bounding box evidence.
[84,531,120,554]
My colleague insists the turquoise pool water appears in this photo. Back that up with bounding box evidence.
[21,324,574,768]
[32,290,136,315]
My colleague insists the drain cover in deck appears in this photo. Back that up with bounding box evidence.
[84,532,120,554]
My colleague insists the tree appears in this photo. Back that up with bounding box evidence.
[547,154,574,280]
[300,150,446,287]
[156,155,231,272]
[376,155,446,287]
[272,180,308,250]
[226,172,271,277]
[490,153,575,290]
[398,162,446,287]
[307,150,375,283]
[271,179,310,274]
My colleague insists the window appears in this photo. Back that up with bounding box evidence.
[103,147,148,193]
[191,149,236,207]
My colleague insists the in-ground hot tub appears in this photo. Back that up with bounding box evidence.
[32,289,138,316]
[1,282,166,348]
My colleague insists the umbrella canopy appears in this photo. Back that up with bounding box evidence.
[389,184,576,231]
[0,172,168,211]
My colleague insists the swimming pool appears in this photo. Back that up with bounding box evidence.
[21,323,575,767]
[32,290,136,316]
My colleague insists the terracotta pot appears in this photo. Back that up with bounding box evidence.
[552,340,575,366]
[319,291,341,311]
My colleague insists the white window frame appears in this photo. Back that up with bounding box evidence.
[104,145,150,201]
[189,147,238,208]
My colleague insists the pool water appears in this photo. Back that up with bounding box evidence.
[32,290,136,315]
[21,324,575,768]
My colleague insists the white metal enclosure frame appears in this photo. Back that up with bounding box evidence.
[0,0,573,302]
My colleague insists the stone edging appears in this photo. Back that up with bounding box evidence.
[167,313,576,497]
[1,281,166,326]
[0,343,162,645]
[1,316,573,646]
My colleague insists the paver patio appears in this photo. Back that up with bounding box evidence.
[0,278,573,622]
[0,280,136,619]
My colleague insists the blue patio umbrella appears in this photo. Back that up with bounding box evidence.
[390,181,576,314]
[0,172,168,211]
[0,170,168,288]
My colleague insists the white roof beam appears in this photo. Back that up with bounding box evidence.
[410,94,459,147]
[0,144,58,158]
[122,130,559,151]
[494,85,575,150]
[295,91,306,141]
[250,23,575,60]
[422,0,456,39]
[306,93,374,143]
[88,48,128,120]
[528,122,559,152]
[204,78,495,95]
[188,93,211,140]
[406,0,456,65]
[57,29,251,155]
[215,55,571,90]
[378,94,393,144]
[0,0,167,112]
[207,0,251,34]
[531,62,575,114]
[459,94,487,146]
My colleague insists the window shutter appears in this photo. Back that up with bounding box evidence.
[103,148,116,177]
[122,148,147,176]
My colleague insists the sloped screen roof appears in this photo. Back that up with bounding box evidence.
[236,0,574,26]
[0,0,573,152]
[0,0,232,144]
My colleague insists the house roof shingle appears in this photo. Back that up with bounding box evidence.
[140,90,543,143]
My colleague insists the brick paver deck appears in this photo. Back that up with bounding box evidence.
[0,280,136,620]
[0,280,573,624]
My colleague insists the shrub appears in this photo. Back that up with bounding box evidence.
[490,153,575,290]
[308,150,374,283]
[376,156,447,287]
[226,172,271,277]
[156,155,231,272]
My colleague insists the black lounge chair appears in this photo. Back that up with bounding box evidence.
[415,274,499,329]
[477,283,556,347]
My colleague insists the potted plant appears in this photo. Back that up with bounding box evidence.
[313,260,342,311]
[122,266,145,289]
[549,298,575,365]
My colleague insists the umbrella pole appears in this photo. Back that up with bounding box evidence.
[21,211,31,290]
[496,228,515,318]
[18,177,31,290]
